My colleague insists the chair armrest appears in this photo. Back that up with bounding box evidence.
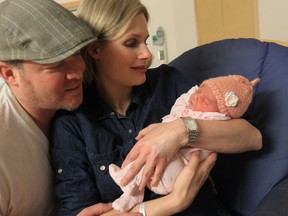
[252,177,288,215]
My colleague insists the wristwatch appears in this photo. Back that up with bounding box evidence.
[181,117,198,144]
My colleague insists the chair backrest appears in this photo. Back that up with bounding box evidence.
[261,39,288,47]
[169,38,288,215]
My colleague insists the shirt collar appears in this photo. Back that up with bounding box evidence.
[82,82,145,121]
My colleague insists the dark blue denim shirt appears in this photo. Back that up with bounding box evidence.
[50,64,224,216]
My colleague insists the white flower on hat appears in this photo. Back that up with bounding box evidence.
[225,92,239,107]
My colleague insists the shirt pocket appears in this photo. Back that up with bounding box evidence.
[87,147,123,202]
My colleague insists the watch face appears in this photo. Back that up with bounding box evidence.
[182,117,198,143]
[186,118,198,131]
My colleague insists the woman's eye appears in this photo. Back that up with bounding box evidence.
[124,39,138,48]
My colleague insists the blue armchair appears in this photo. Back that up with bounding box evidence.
[169,38,288,216]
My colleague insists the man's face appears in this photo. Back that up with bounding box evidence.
[13,53,86,113]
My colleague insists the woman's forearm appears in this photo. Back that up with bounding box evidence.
[194,118,262,153]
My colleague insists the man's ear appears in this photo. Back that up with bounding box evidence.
[0,62,18,86]
[87,42,101,59]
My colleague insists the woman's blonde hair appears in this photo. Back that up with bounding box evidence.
[76,0,149,84]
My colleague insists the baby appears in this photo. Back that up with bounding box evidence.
[109,75,260,212]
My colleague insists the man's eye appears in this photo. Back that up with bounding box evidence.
[72,51,81,56]
[43,61,63,70]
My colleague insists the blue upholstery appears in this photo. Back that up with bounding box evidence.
[169,38,288,216]
[252,177,288,216]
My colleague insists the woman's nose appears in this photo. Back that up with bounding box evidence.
[139,45,152,61]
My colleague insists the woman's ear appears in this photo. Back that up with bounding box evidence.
[87,42,101,59]
[0,62,19,86]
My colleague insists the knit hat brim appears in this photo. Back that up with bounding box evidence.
[201,75,257,118]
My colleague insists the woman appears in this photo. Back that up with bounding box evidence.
[50,0,262,215]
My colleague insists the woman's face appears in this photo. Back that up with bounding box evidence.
[93,13,152,88]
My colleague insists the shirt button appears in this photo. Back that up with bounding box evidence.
[128,129,132,133]
[100,165,106,171]
[58,168,63,174]
[110,112,115,116]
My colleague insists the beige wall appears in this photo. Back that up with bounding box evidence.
[258,0,288,41]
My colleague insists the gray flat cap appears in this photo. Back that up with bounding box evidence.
[0,0,97,64]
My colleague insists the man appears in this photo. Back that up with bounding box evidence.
[0,0,97,215]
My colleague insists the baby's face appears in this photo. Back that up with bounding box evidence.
[189,85,219,112]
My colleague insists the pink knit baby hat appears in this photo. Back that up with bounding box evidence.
[201,75,260,118]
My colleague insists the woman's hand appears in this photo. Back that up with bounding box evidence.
[134,151,217,216]
[77,203,112,216]
[121,119,187,190]
[168,151,217,212]
[77,203,141,216]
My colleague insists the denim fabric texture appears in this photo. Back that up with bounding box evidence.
[50,64,225,216]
